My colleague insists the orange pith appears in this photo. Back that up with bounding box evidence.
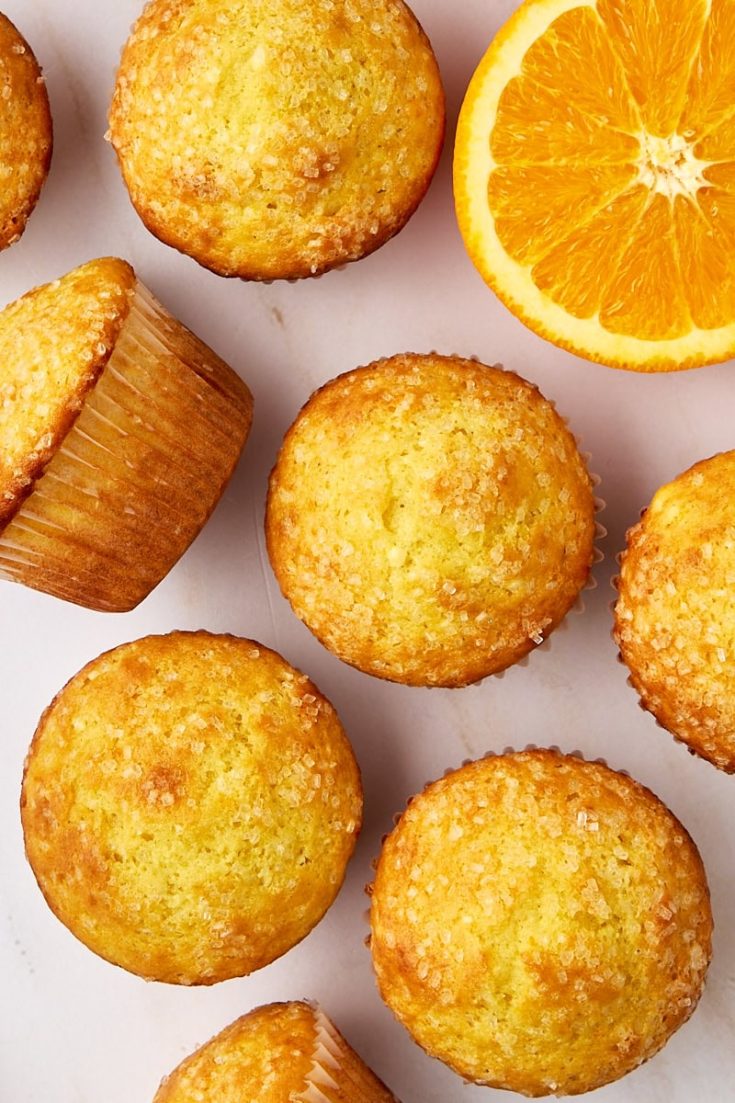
[454,0,735,371]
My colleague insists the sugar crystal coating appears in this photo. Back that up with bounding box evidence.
[267,354,596,687]
[0,13,52,250]
[154,1001,399,1101]
[22,632,363,985]
[0,258,135,529]
[109,0,445,279]
[370,749,712,1097]
[615,450,735,772]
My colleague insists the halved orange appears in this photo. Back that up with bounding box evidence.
[454,0,735,371]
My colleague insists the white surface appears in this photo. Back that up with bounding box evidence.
[1,2,734,1101]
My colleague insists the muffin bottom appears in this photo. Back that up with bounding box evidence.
[0,281,252,610]
[154,1001,399,1102]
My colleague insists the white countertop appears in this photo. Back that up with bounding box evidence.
[1,2,733,1100]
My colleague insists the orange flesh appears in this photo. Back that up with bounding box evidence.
[488,0,735,342]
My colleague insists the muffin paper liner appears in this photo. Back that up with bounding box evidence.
[260,262,348,285]
[0,281,252,611]
[298,1003,400,1103]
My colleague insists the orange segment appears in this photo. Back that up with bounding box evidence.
[698,186,735,253]
[490,164,637,266]
[492,8,641,164]
[493,79,639,165]
[695,113,735,162]
[674,197,735,330]
[599,194,690,340]
[454,0,735,371]
[697,180,735,234]
[516,8,641,131]
[702,162,735,190]
[681,0,735,140]
[597,0,709,136]
[532,186,648,319]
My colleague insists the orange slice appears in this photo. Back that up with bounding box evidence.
[454,0,735,371]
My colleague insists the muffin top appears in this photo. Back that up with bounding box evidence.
[22,632,362,985]
[0,258,135,529]
[267,354,596,687]
[370,749,712,1097]
[155,1001,398,1102]
[155,1003,321,1102]
[108,0,445,280]
[615,451,735,773]
[0,14,52,249]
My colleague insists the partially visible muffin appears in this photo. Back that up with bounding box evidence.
[267,354,596,687]
[615,451,735,773]
[0,258,252,611]
[22,632,363,985]
[108,0,445,280]
[0,13,52,249]
[154,1002,399,1102]
[370,749,712,1097]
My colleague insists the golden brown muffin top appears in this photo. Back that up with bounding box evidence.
[0,257,136,529]
[0,13,52,249]
[615,451,735,773]
[370,749,712,1097]
[267,354,596,687]
[155,1001,398,1102]
[22,632,362,985]
[108,0,445,279]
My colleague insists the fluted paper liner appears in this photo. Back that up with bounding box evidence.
[298,1003,400,1103]
[0,281,253,611]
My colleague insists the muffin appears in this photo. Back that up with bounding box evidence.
[0,258,252,612]
[108,0,445,280]
[154,1001,398,1102]
[266,354,596,687]
[21,631,362,985]
[615,451,735,773]
[370,749,712,1097]
[0,13,52,250]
